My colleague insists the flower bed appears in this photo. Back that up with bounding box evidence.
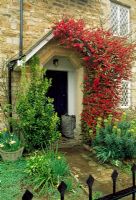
[92,113,136,163]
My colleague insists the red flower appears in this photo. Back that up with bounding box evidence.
[53,18,135,133]
[93,77,100,89]
[83,56,90,61]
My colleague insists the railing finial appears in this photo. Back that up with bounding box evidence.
[86,175,94,200]
[111,170,118,194]
[22,189,33,200]
[58,181,67,200]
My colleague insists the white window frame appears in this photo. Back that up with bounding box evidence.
[120,80,131,109]
[110,2,130,36]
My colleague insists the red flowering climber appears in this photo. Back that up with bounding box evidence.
[53,18,135,133]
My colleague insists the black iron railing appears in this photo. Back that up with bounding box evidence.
[22,164,136,200]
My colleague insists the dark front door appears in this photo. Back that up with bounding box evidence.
[46,70,68,117]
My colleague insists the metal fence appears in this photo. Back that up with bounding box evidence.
[22,164,136,200]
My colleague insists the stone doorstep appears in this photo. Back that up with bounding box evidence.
[58,137,81,148]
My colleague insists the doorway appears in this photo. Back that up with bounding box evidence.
[46,70,68,117]
[43,55,83,140]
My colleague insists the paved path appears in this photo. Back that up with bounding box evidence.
[60,146,132,200]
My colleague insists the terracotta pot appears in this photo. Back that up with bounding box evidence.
[0,147,24,161]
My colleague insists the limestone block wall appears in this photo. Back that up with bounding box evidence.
[0,0,103,61]
[0,0,136,128]
[0,0,103,129]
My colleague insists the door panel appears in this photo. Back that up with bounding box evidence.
[46,70,68,117]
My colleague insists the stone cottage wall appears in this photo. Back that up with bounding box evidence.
[0,0,136,128]
[0,0,104,60]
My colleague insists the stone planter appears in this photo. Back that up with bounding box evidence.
[0,147,24,161]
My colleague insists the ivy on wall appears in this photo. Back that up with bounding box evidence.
[53,18,135,133]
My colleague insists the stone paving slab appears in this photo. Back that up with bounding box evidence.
[60,146,132,200]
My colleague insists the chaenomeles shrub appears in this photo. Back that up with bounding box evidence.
[26,150,70,195]
[14,56,60,151]
[92,113,136,163]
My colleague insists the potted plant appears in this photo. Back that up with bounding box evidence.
[0,128,24,161]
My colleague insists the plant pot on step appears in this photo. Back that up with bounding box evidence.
[0,147,24,161]
[61,114,76,138]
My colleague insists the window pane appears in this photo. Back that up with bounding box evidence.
[121,81,131,108]
[119,6,129,36]
[111,3,119,35]
[110,3,129,36]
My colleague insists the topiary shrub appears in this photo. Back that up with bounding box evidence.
[14,56,60,151]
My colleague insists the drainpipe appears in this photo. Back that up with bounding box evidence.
[19,0,23,57]
[8,60,17,133]
[8,65,12,130]
[8,0,24,132]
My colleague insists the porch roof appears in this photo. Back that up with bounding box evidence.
[25,30,53,62]
[8,30,53,67]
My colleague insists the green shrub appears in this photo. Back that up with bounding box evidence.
[14,56,60,151]
[93,113,136,163]
[26,150,70,195]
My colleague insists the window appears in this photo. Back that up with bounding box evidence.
[110,2,130,36]
[120,80,131,108]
